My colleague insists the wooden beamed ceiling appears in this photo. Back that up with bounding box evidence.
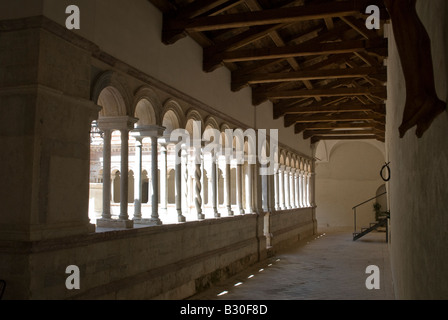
[149,0,389,143]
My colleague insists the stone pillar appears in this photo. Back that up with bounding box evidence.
[279,165,286,210]
[102,129,112,219]
[236,163,245,215]
[182,145,190,218]
[261,164,269,212]
[274,164,280,211]
[284,167,291,209]
[97,116,137,228]
[306,171,311,207]
[290,168,296,209]
[159,143,168,214]
[194,147,205,220]
[224,158,233,216]
[175,147,186,222]
[131,125,165,225]
[301,169,306,208]
[150,136,162,225]
[211,152,219,217]
[133,136,143,220]
[245,163,253,213]
[119,129,129,220]
[295,169,300,208]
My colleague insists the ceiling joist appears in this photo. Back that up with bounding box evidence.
[149,0,389,143]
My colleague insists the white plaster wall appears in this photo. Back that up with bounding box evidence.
[0,0,311,155]
[315,141,386,230]
[386,0,448,299]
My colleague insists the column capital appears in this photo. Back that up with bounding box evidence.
[98,115,138,131]
[131,125,166,138]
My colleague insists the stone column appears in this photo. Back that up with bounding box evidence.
[245,163,253,213]
[236,163,245,215]
[133,136,143,220]
[295,169,300,208]
[284,167,291,209]
[175,147,186,222]
[306,171,311,207]
[101,129,112,219]
[159,143,168,214]
[97,116,137,229]
[261,164,269,212]
[150,136,162,225]
[182,145,190,218]
[274,164,280,211]
[224,157,233,216]
[194,147,205,220]
[279,165,285,210]
[119,129,130,222]
[301,169,306,208]
[211,152,219,217]
[290,168,296,209]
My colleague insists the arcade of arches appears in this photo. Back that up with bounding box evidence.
[88,92,314,227]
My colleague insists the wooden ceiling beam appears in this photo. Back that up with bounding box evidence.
[311,135,385,144]
[206,38,387,71]
[230,25,353,81]
[233,66,386,87]
[283,102,386,115]
[258,86,387,104]
[284,112,385,127]
[163,0,363,43]
[294,121,384,134]
[303,128,382,139]
[340,16,380,40]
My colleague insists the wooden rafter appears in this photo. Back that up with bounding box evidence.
[295,122,385,134]
[232,66,386,87]
[259,86,387,101]
[284,112,385,128]
[149,0,390,143]
[163,0,364,44]
[281,102,386,115]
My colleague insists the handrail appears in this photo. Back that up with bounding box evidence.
[352,192,387,210]
[353,192,387,234]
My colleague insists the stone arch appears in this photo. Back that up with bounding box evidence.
[91,70,132,116]
[133,86,162,126]
[185,109,204,137]
[162,99,185,136]
[220,123,232,151]
[279,151,286,165]
[285,153,291,167]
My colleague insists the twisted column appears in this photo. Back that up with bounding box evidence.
[195,147,204,220]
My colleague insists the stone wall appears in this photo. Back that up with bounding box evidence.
[1,211,314,300]
[386,0,448,299]
[268,208,316,253]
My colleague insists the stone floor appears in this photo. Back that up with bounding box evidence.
[190,227,395,300]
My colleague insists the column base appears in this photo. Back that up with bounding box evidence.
[214,211,221,218]
[227,209,234,216]
[96,218,134,229]
[178,215,186,223]
[134,218,163,226]
[197,213,205,220]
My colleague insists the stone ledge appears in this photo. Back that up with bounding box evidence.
[96,218,133,229]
